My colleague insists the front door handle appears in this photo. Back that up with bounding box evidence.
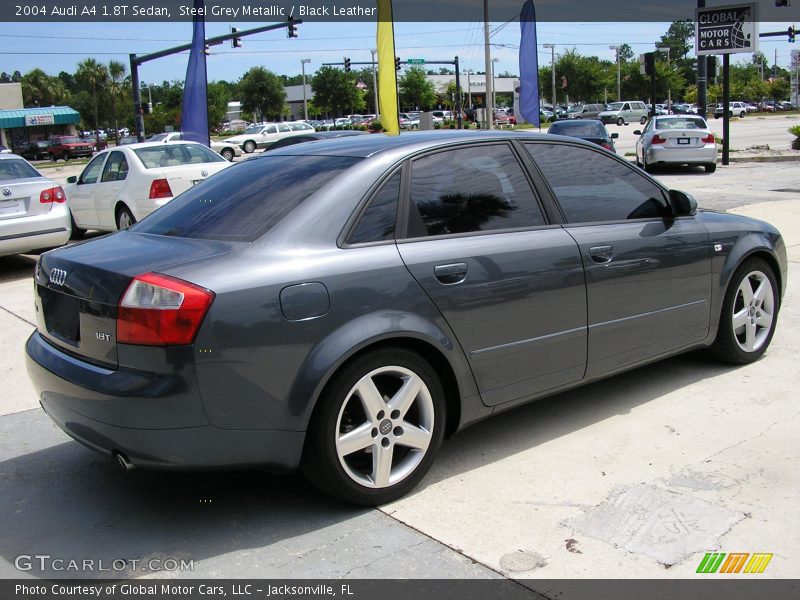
[589,245,614,264]
[434,262,468,285]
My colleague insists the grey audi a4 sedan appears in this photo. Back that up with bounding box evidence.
[26,131,786,505]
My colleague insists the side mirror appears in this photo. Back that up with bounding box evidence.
[611,132,619,139]
[669,189,698,216]
[633,130,642,136]
[66,176,77,184]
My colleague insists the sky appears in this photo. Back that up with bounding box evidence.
[0,19,797,86]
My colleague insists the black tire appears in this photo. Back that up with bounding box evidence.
[643,155,653,173]
[64,152,71,161]
[704,163,717,173]
[709,257,779,364]
[220,148,235,161]
[243,140,256,154]
[116,205,136,231]
[69,212,86,240]
[739,111,745,119]
[640,116,647,124]
[49,153,57,162]
[301,347,446,505]
[617,117,625,126]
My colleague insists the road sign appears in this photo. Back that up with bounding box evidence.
[407,58,425,65]
[792,50,800,68]
[696,3,758,55]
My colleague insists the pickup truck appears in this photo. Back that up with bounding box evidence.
[48,135,94,161]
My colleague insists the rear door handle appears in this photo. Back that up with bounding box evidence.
[434,262,468,284]
[589,245,614,264]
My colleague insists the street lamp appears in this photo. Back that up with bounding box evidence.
[370,49,379,118]
[543,44,556,120]
[609,45,621,101]
[656,44,671,113]
[491,58,499,120]
[465,69,473,109]
[300,59,311,121]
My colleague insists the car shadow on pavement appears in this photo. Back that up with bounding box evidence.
[0,254,37,284]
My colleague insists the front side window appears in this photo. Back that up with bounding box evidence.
[407,144,546,238]
[265,125,278,134]
[78,154,107,184]
[525,142,668,223]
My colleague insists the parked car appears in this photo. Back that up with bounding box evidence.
[223,122,308,153]
[778,101,795,110]
[63,141,231,233]
[599,101,649,125]
[0,145,11,154]
[116,135,139,146]
[26,131,786,505]
[547,119,619,152]
[634,115,717,173]
[714,102,748,119]
[147,132,243,162]
[48,135,94,161]
[0,153,71,256]
[16,140,52,161]
[567,103,608,120]
[262,130,368,152]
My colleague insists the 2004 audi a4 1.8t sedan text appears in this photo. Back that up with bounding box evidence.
[26,131,787,505]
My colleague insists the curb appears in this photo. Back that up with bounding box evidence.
[719,154,800,163]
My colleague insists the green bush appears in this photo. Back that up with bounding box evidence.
[789,125,800,138]
[369,120,383,132]
[434,122,442,129]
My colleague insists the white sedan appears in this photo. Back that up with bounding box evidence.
[0,153,71,256]
[146,132,242,162]
[634,115,717,173]
[64,141,232,233]
[223,121,315,153]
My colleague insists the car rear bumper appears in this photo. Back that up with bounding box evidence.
[25,331,305,472]
[647,146,717,165]
[0,203,71,256]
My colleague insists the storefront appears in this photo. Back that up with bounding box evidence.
[0,106,81,152]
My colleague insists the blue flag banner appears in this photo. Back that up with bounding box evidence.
[519,0,540,127]
[181,0,209,145]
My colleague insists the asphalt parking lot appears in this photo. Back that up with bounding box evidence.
[1,148,799,584]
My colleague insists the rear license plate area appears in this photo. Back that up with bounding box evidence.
[40,287,80,344]
[677,138,690,145]
[0,199,21,216]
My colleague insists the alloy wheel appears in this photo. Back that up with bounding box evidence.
[732,270,774,353]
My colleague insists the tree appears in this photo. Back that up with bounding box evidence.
[21,69,69,107]
[238,67,286,121]
[76,59,108,135]
[658,20,695,60]
[107,60,127,136]
[311,66,365,116]
[207,81,232,129]
[618,44,635,62]
[399,66,436,109]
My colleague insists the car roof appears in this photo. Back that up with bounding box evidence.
[264,130,549,158]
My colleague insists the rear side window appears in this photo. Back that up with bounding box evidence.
[0,158,40,180]
[407,144,545,238]
[133,155,361,241]
[348,171,401,244]
[525,142,667,223]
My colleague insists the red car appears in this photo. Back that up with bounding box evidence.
[48,135,94,161]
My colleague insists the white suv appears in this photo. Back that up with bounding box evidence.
[714,102,747,119]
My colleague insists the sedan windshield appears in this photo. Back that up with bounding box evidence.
[0,158,41,180]
[133,155,362,241]
[606,102,625,111]
[244,125,263,134]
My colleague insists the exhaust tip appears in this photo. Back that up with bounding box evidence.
[113,451,135,472]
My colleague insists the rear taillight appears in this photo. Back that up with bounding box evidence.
[601,142,612,150]
[651,135,667,144]
[701,133,715,144]
[117,272,214,346]
[39,186,66,204]
[149,178,173,200]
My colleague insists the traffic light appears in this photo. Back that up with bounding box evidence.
[231,27,242,48]
[204,44,211,56]
[643,52,656,76]
[287,16,298,38]
[344,57,351,72]
[789,26,796,43]
[395,56,401,70]
[706,56,717,82]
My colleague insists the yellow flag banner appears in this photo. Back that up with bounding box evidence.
[376,0,399,136]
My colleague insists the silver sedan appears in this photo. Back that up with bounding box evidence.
[634,115,718,173]
[0,153,71,256]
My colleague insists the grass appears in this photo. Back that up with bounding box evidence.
[36,158,91,169]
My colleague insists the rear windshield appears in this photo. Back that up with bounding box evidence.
[133,144,224,168]
[655,117,707,130]
[549,122,606,137]
[132,155,361,241]
[0,158,40,180]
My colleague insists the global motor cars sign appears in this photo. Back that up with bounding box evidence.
[696,3,758,55]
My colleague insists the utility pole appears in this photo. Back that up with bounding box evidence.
[491,57,499,114]
[370,49,380,119]
[543,43,556,115]
[483,0,494,130]
[300,58,310,121]
[610,45,621,101]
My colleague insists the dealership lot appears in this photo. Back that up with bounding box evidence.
[0,152,798,584]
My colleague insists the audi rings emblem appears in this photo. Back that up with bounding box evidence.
[2,188,11,197]
[49,268,68,287]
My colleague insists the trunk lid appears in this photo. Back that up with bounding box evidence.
[34,231,236,367]
[0,177,53,220]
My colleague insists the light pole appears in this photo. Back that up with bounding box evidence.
[491,58,499,117]
[543,43,556,118]
[656,45,671,113]
[609,45,621,101]
[370,48,379,118]
[300,59,310,121]
[465,69,473,109]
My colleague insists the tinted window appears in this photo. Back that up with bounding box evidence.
[100,151,129,182]
[349,171,401,244]
[655,117,707,130]
[0,158,40,180]
[78,154,107,185]
[525,142,667,223]
[407,144,545,237]
[133,144,224,168]
[133,155,361,241]
[549,121,606,137]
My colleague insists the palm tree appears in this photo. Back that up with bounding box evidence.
[76,58,109,142]
[107,60,127,140]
